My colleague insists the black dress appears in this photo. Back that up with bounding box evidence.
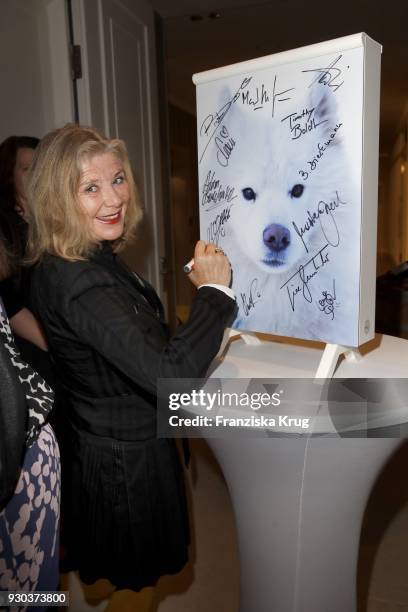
[30,243,236,590]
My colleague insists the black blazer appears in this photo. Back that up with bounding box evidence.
[30,243,236,588]
[30,243,237,440]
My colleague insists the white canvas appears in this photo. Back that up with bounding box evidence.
[194,33,381,347]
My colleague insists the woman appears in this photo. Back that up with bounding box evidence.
[0,136,39,271]
[0,136,52,383]
[27,125,236,603]
[0,294,60,602]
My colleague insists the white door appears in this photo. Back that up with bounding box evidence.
[71,0,166,298]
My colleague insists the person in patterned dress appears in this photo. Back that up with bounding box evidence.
[0,294,60,609]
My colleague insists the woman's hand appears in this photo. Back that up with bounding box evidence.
[187,240,231,288]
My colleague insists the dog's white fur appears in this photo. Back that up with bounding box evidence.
[203,84,360,344]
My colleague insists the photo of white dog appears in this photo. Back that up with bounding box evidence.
[199,76,361,345]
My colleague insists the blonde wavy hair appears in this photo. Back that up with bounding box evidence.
[26,124,142,261]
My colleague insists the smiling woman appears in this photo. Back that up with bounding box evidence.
[78,153,129,242]
[25,124,236,606]
[27,125,141,263]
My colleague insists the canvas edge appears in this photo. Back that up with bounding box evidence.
[358,34,382,346]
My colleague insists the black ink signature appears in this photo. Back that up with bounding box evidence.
[241,83,270,110]
[298,123,342,179]
[199,76,252,164]
[302,55,348,92]
[280,244,330,312]
[281,106,328,140]
[201,170,237,211]
[292,191,345,253]
[272,75,295,118]
[317,280,337,319]
[215,125,236,167]
[206,206,232,245]
[240,278,262,316]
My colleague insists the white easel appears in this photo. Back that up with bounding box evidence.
[314,342,362,378]
[219,329,362,379]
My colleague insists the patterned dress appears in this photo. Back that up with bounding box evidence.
[0,299,60,606]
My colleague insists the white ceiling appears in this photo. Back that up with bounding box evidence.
[150,0,408,154]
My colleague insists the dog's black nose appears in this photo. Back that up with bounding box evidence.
[263,224,291,252]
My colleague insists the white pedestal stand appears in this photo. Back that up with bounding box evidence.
[206,333,406,612]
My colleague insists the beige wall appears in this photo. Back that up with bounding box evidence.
[169,104,200,315]
[378,114,408,274]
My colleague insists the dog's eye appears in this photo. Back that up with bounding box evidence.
[242,187,256,201]
[290,184,304,198]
